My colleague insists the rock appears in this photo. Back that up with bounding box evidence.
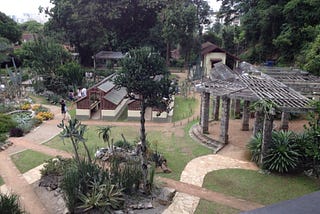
[157,187,176,205]
[144,202,153,209]
[113,210,125,214]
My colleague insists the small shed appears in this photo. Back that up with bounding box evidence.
[201,42,240,77]
[75,74,128,120]
[75,74,174,122]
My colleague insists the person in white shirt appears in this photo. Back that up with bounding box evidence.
[81,87,87,97]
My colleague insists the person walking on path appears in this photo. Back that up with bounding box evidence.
[60,99,67,120]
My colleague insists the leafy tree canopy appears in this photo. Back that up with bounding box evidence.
[19,20,43,34]
[0,12,22,44]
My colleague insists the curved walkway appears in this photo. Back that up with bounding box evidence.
[0,98,262,214]
[162,155,260,214]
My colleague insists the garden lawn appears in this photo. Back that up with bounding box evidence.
[45,121,213,180]
[11,150,53,173]
[195,199,239,214]
[172,96,197,122]
[195,168,319,213]
[0,176,3,186]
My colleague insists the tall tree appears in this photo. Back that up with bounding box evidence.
[113,47,176,192]
[0,12,22,44]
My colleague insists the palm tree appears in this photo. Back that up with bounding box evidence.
[97,126,113,150]
[58,118,92,164]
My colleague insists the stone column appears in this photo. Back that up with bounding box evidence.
[220,96,230,144]
[260,113,274,166]
[234,99,241,119]
[213,96,220,121]
[253,110,264,136]
[200,92,210,134]
[241,100,250,131]
[280,112,290,131]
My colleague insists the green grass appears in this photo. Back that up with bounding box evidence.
[195,199,240,214]
[172,96,198,122]
[195,168,320,213]
[45,121,213,180]
[0,176,3,186]
[11,150,53,173]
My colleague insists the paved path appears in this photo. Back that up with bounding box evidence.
[162,155,261,213]
[0,97,263,214]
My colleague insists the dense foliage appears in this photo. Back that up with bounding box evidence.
[0,193,24,214]
[215,0,320,73]
[248,102,320,175]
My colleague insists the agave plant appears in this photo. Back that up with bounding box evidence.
[264,130,301,173]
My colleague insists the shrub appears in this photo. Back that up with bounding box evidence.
[9,128,24,137]
[36,112,54,121]
[263,131,301,173]
[0,133,8,143]
[247,132,263,164]
[0,114,17,133]
[30,117,43,127]
[0,193,24,214]
[109,154,142,194]
[114,140,133,150]
[40,156,73,176]
[61,164,80,213]
[17,123,33,134]
[20,102,31,110]
[32,105,49,114]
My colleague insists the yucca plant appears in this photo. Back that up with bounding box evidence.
[264,130,301,173]
[247,132,263,164]
[0,193,25,214]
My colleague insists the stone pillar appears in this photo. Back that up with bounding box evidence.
[241,100,250,131]
[234,99,241,119]
[253,110,264,136]
[280,112,290,131]
[260,113,274,166]
[213,96,220,121]
[220,96,230,144]
[200,92,210,134]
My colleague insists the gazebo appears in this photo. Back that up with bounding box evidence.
[195,62,313,160]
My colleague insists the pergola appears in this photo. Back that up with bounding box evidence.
[195,62,313,162]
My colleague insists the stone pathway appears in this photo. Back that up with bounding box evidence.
[162,155,261,214]
[0,98,264,214]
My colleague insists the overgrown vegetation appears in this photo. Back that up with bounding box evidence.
[0,193,25,214]
[247,101,320,175]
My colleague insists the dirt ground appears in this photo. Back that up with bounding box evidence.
[211,118,308,161]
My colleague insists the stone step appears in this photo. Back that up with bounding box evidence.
[189,124,225,153]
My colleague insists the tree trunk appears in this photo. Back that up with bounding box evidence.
[140,100,149,193]
[166,42,170,66]
[260,113,274,166]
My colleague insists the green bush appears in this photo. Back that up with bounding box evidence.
[0,133,8,143]
[263,131,301,173]
[40,156,73,176]
[0,104,16,114]
[0,193,24,214]
[60,159,124,213]
[114,140,133,150]
[0,114,17,133]
[247,132,263,164]
[110,154,142,194]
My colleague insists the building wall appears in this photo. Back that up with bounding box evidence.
[76,109,90,120]
[204,52,226,77]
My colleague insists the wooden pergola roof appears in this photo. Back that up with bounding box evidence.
[196,63,312,112]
